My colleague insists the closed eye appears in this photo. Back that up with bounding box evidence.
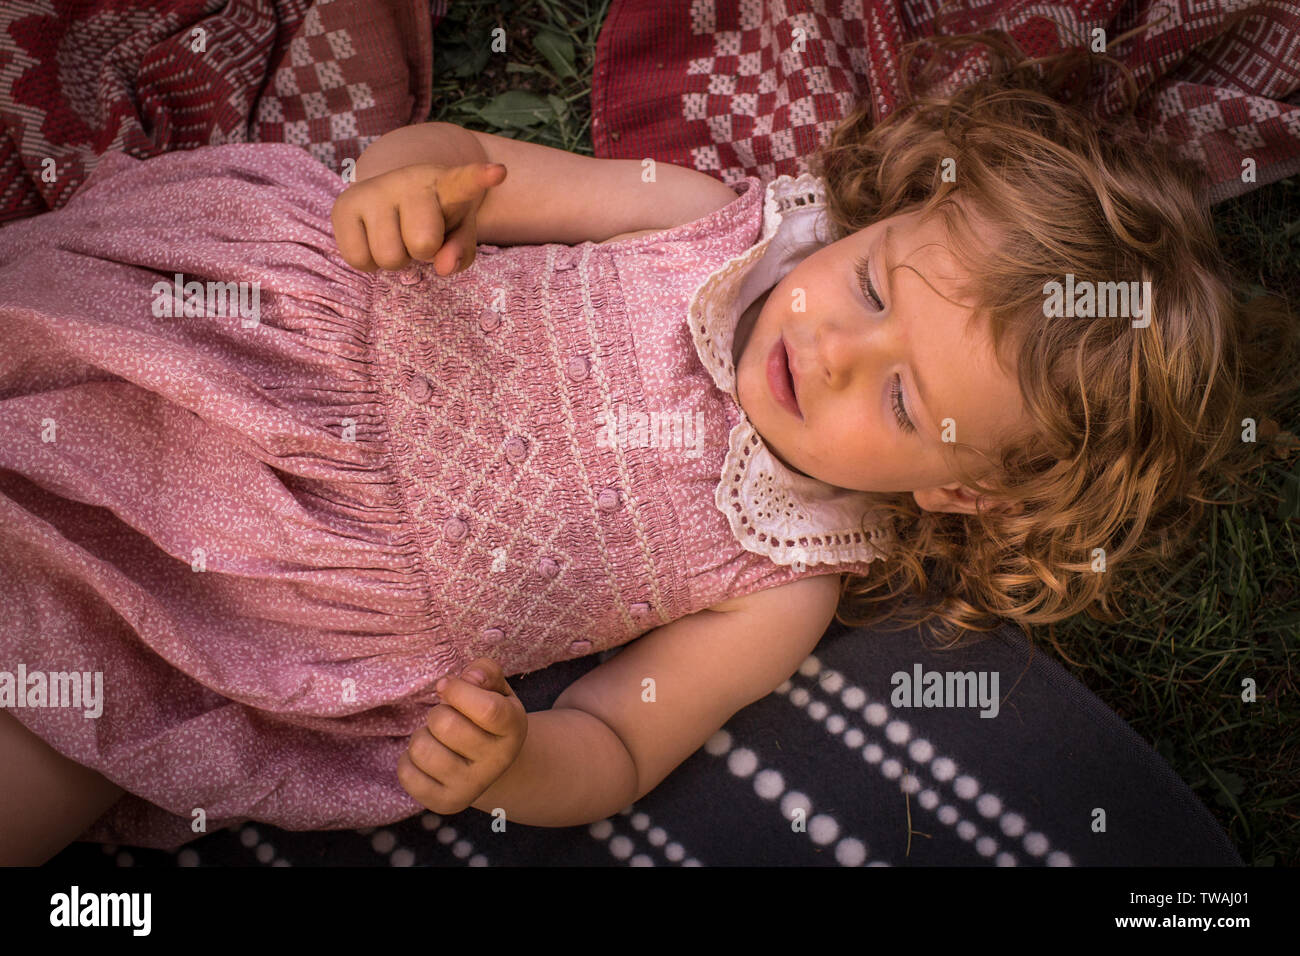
[890,374,916,433]
[855,254,883,311]
[859,231,916,436]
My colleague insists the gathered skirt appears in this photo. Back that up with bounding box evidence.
[0,143,466,848]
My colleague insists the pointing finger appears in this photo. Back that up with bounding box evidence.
[435,163,506,223]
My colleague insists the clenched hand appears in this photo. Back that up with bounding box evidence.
[397,657,528,816]
[331,162,507,275]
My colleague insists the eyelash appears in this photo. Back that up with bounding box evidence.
[855,254,884,311]
[890,375,915,433]
[857,253,915,434]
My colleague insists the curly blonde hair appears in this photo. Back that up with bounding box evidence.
[811,27,1300,647]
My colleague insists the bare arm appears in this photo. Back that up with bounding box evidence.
[467,707,639,826]
[353,121,739,246]
[468,574,842,826]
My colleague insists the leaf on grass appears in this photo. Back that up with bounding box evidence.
[1211,769,1246,807]
[478,90,552,129]
[533,29,577,79]
[440,43,490,79]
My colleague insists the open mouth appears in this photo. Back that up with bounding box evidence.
[766,335,802,419]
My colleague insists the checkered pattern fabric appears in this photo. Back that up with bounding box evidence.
[0,0,443,225]
[251,0,443,171]
[593,0,1300,204]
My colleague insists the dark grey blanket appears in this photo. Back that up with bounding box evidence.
[45,616,1239,867]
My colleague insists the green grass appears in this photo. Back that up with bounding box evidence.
[431,0,1300,866]
[430,0,608,153]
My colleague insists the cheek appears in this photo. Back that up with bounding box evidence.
[820,413,883,473]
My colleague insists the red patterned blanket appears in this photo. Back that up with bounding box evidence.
[0,0,448,225]
[592,0,1300,204]
[4,2,1294,223]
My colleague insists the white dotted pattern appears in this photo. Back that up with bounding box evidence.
[775,653,1074,866]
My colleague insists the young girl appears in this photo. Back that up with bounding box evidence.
[1,35,1294,863]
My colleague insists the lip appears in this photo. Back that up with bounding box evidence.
[766,335,802,419]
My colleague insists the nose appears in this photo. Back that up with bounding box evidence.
[815,309,900,392]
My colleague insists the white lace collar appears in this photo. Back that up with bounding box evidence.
[688,172,894,569]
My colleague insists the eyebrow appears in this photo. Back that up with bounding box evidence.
[878,224,939,438]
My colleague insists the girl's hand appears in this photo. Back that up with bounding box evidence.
[330,162,507,275]
[397,657,528,816]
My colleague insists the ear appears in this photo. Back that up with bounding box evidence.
[913,483,1022,516]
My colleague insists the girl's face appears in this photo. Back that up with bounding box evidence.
[733,204,1027,515]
